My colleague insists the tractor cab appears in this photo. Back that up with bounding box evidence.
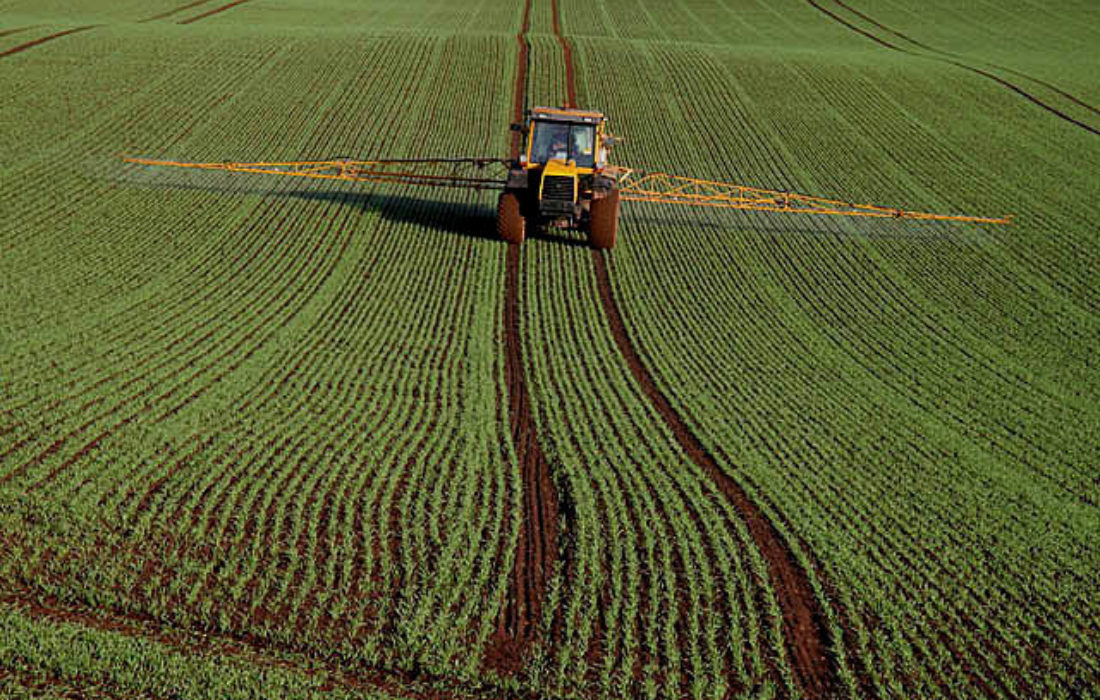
[521,107,608,169]
[499,107,621,249]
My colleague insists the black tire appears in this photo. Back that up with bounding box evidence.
[589,189,619,250]
[497,191,526,244]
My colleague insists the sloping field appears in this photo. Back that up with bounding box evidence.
[1,1,1097,699]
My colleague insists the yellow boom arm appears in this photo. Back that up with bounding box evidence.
[616,171,1012,225]
[124,157,1011,225]
[123,156,510,190]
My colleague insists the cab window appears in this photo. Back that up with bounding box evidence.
[530,121,596,167]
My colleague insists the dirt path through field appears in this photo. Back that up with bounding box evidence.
[484,0,562,675]
[549,0,577,109]
[545,2,840,695]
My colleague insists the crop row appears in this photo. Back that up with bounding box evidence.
[562,2,1098,695]
[485,21,799,698]
[514,236,780,700]
[0,15,529,698]
[3,34,459,476]
[829,0,1100,118]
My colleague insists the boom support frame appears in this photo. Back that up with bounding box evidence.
[123,157,510,191]
[617,171,1012,225]
[123,157,1011,226]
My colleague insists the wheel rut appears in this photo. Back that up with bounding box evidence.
[546,1,841,695]
[484,0,562,675]
[0,26,39,39]
[178,0,255,25]
[590,252,838,698]
[0,25,97,60]
[805,0,1099,136]
[831,0,1100,118]
[140,0,217,23]
[0,586,511,700]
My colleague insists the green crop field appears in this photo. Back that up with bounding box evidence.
[0,1,1096,699]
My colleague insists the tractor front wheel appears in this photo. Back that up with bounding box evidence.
[497,191,526,244]
[589,189,620,250]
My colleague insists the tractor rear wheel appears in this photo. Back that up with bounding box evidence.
[589,189,620,250]
[497,191,525,244]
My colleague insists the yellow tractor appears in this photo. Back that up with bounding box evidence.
[497,107,622,249]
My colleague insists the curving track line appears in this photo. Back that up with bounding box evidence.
[0,587,510,700]
[831,0,1100,118]
[179,0,255,25]
[547,1,840,696]
[0,26,39,39]
[804,0,1099,136]
[0,25,97,60]
[590,252,837,698]
[549,0,577,109]
[139,0,217,23]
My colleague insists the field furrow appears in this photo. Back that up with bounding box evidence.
[1,0,1095,697]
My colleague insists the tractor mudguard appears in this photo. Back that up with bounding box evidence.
[505,168,529,190]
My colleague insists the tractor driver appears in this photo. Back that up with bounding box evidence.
[532,122,571,163]
[549,133,569,161]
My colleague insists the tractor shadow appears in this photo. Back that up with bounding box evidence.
[290,189,500,243]
[292,189,591,248]
[120,174,588,248]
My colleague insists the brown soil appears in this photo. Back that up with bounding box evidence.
[805,0,1099,135]
[497,192,526,244]
[486,241,560,674]
[590,251,839,699]
[484,0,561,676]
[549,0,577,108]
[179,0,254,25]
[0,25,97,60]
[587,190,619,250]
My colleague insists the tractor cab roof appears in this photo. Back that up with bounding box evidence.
[529,106,605,125]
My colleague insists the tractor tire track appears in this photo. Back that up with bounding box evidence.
[179,0,255,25]
[0,25,97,60]
[485,0,561,675]
[832,0,1100,117]
[0,665,155,700]
[591,252,838,698]
[547,0,840,695]
[140,0,217,23]
[0,587,510,700]
[489,242,560,671]
[549,0,577,109]
[0,26,39,40]
[805,0,1099,136]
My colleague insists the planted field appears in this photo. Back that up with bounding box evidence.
[1,1,1097,699]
